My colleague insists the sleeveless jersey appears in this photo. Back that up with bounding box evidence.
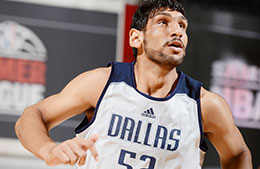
[76,62,207,169]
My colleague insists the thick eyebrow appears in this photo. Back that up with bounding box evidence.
[153,12,188,22]
[180,15,188,22]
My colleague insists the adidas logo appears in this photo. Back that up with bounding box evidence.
[141,108,156,119]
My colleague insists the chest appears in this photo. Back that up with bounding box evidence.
[94,82,200,149]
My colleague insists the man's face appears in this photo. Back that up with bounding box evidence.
[143,9,188,68]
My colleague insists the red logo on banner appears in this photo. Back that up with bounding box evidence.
[0,58,46,84]
[0,21,47,115]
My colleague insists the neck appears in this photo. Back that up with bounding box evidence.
[134,57,179,98]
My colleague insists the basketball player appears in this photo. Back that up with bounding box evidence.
[15,0,252,168]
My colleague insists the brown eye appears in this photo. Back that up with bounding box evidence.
[179,23,186,29]
[158,20,167,26]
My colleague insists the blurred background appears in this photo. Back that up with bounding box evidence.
[0,0,259,168]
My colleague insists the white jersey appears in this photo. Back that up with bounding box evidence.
[76,62,207,169]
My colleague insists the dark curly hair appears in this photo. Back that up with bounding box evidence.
[131,0,186,58]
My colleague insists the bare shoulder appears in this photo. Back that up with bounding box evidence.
[200,87,230,112]
[64,66,111,89]
[200,87,234,133]
[60,66,112,107]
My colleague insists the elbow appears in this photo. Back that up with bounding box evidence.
[15,105,42,139]
[15,117,22,139]
[238,146,252,164]
[242,148,252,166]
[14,107,30,139]
[221,148,253,169]
[236,148,252,169]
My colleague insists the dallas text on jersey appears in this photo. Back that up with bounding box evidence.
[107,113,182,151]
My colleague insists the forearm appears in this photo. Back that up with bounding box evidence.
[15,106,56,159]
[221,149,252,169]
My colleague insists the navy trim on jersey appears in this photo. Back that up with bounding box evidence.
[75,63,114,134]
[196,87,208,152]
[75,115,89,134]
[130,62,186,101]
[109,62,135,86]
[173,69,207,152]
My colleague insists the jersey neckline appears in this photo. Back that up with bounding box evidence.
[130,62,184,101]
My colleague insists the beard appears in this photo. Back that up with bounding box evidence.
[144,39,185,69]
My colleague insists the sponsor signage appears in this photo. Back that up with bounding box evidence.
[0,21,47,115]
[210,57,260,128]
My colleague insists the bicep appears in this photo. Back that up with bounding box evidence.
[206,120,246,161]
[201,90,248,161]
[34,67,111,130]
[35,93,89,130]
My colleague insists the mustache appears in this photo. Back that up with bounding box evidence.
[163,38,185,48]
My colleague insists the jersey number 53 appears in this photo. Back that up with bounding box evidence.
[118,149,156,169]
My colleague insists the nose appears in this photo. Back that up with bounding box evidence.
[170,23,183,38]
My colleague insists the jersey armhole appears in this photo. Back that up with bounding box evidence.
[75,63,115,134]
[197,86,208,153]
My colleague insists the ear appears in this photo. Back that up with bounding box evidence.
[129,28,143,48]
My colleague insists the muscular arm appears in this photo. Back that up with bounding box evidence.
[201,88,252,169]
[15,67,111,165]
